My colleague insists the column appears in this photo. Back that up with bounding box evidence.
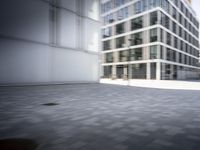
[147,62,151,79]
[123,65,128,80]
[170,64,174,80]
[128,64,132,79]
[112,65,116,79]
[161,63,165,80]
[156,62,161,80]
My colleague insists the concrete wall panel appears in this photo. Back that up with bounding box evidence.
[0,0,49,43]
[0,0,100,85]
[58,10,76,48]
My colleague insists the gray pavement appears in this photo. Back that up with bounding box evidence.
[0,83,200,150]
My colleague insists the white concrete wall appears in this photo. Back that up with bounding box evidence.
[0,0,100,85]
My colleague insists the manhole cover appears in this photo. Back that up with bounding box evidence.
[42,102,59,106]
[0,138,37,150]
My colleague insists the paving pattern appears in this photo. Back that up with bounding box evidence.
[0,83,200,150]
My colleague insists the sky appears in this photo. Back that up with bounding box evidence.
[192,0,200,37]
[192,0,200,22]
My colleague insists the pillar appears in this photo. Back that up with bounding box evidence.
[156,62,161,80]
[147,62,151,79]
[112,65,116,79]
[123,65,128,80]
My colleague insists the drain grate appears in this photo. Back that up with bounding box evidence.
[0,138,38,150]
[42,102,59,106]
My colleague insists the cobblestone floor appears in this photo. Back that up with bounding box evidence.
[0,83,200,150]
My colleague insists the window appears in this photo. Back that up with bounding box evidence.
[184,19,187,28]
[174,37,178,48]
[166,33,171,45]
[116,23,125,34]
[155,0,161,7]
[180,40,183,51]
[131,32,143,45]
[184,55,187,64]
[151,63,156,79]
[108,14,114,23]
[104,66,112,78]
[102,27,112,38]
[161,13,169,29]
[116,36,125,48]
[165,16,170,29]
[150,45,157,59]
[134,1,142,14]
[179,53,182,63]
[117,9,124,20]
[130,48,143,61]
[119,50,129,62]
[172,7,177,19]
[179,27,182,37]
[161,0,169,12]
[184,31,187,41]
[131,64,146,79]
[105,53,113,63]
[124,7,129,18]
[149,0,154,9]
[166,0,169,13]
[180,1,184,12]
[150,28,157,42]
[150,11,158,25]
[166,48,176,62]
[131,17,143,30]
[104,14,114,24]
[153,0,160,7]
[103,40,111,50]
[116,65,124,78]
[172,22,176,33]
[142,0,148,11]
[185,44,188,53]
[182,42,185,52]
[175,0,178,7]
[160,45,163,59]
[102,1,112,13]
[160,28,163,42]
[161,13,165,26]
[115,0,125,7]
[179,14,182,24]
[117,7,128,20]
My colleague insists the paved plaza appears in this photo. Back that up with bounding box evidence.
[0,83,200,150]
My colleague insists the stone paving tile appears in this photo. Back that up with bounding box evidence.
[0,83,200,150]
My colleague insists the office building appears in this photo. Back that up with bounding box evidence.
[101,0,200,80]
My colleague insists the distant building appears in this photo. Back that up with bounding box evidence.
[0,0,100,85]
[101,0,200,80]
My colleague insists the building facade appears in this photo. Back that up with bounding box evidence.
[101,0,200,80]
[0,0,100,85]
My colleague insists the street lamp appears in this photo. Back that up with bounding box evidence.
[126,38,133,86]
